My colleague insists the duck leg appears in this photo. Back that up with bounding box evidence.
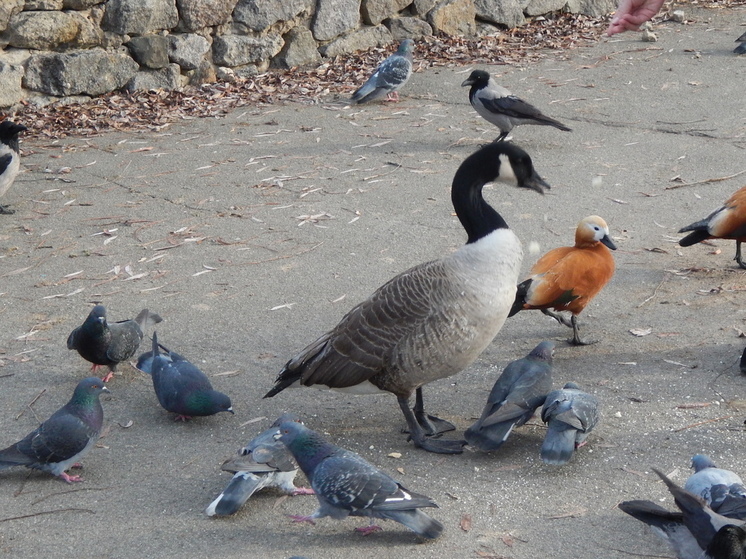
[413,387,456,435]
[569,315,598,346]
[735,241,746,269]
[541,308,573,327]
[397,396,465,454]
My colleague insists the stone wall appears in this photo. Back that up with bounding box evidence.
[0,0,615,109]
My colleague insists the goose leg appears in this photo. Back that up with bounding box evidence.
[569,315,597,346]
[541,308,573,327]
[397,396,465,454]
[494,131,508,142]
[413,387,456,435]
[735,241,746,269]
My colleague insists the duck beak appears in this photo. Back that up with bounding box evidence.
[601,235,617,250]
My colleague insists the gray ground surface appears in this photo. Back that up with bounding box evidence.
[1,7,745,559]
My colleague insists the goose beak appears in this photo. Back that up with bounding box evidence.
[523,172,551,194]
[601,235,617,250]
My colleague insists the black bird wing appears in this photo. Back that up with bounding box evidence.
[105,320,143,362]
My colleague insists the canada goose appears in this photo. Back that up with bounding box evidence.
[351,39,414,104]
[0,120,27,214]
[678,185,746,269]
[264,142,550,454]
[509,215,616,345]
[461,70,571,142]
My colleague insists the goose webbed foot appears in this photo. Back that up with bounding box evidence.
[413,387,455,435]
[398,395,465,455]
[569,315,598,346]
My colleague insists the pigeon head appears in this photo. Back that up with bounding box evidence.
[85,305,108,328]
[186,390,233,416]
[70,377,110,407]
[275,421,334,476]
[460,70,490,89]
[562,382,581,390]
[691,454,717,472]
[529,341,555,362]
[398,38,414,56]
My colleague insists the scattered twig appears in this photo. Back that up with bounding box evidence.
[637,273,669,307]
[664,169,746,190]
[15,388,46,421]
[673,415,733,432]
[0,508,95,523]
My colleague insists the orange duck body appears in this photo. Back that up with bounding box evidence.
[510,215,616,345]
[679,185,746,268]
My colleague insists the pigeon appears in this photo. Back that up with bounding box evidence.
[539,382,600,465]
[461,69,571,142]
[707,525,746,559]
[67,304,162,382]
[205,412,313,517]
[276,421,443,539]
[619,468,745,559]
[464,341,554,452]
[0,120,27,215]
[509,215,617,345]
[0,377,109,483]
[736,31,746,55]
[350,39,414,104]
[136,332,233,421]
[685,455,746,519]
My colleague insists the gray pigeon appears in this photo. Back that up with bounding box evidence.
[0,120,27,214]
[685,455,746,519]
[0,377,108,483]
[350,39,414,104]
[619,468,745,559]
[67,304,162,382]
[540,382,600,465]
[707,525,746,559]
[464,341,554,451]
[136,332,233,421]
[461,70,571,142]
[736,31,746,55]
[276,421,443,539]
[205,413,313,517]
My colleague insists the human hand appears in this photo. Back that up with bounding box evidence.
[606,0,666,36]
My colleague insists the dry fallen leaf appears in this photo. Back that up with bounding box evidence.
[460,513,472,532]
[629,327,652,337]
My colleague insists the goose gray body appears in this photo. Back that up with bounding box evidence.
[264,142,549,453]
[540,381,600,465]
[0,120,27,214]
[461,70,571,142]
[619,469,745,559]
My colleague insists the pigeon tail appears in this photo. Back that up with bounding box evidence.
[206,471,266,516]
[134,309,162,329]
[378,509,444,540]
[464,420,515,452]
[540,426,577,465]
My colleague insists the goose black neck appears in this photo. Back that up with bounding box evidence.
[451,145,510,244]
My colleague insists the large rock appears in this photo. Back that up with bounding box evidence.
[474,0,526,27]
[272,26,321,68]
[312,0,360,42]
[0,62,24,108]
[0,0,24,33]
[565,0,616,16]
[319,24,391,57]
[386,16,433,41]
[169,33,210,70]
[233,0,312,32]
[68,11,105,47]
[127,34,170,68]
[186,58,216,84]
[102,0,178,35]
[427,0,476,36]
[124,63,180,91]
[524,0,565,16]
[23,49,139,96]
[24,0,64,10]
[5,11,80,50]
[361,0,410,25]
[212,34,284,67]
[412,0,436,15]
[176,0,237,32]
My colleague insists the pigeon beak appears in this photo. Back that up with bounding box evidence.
[226,407,234,414]
[101,386,111,393]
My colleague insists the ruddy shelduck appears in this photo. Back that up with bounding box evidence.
[509,215,616,345]
[678,185,746,269]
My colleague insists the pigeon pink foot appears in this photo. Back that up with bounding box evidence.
[288,514,316,525]
[59,472,84,483]
[291,487,315,496]
[385,91,400,102]
[355,524,383,536]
